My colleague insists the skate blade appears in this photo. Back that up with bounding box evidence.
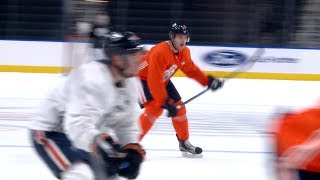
[181,152,203,158]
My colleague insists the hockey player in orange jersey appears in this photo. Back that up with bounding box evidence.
[137,23,224,157]
[270,105,320,180]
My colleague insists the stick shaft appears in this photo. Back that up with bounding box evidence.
[178,48,265,108]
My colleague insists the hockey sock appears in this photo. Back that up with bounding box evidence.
[138,102,163,141]
[172,115,189,141]
[138,111,161,141]
[171,100,189,140]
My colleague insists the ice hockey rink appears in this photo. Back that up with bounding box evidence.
[1,72,320,180]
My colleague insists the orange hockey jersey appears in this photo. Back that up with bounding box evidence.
[138,41,208,106]
[274,107,320,172]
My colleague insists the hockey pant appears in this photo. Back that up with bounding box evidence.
[30,130,94,179]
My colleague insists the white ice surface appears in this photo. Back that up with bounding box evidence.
[0,72,319,180]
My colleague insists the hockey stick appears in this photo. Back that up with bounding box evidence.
[177,48,265,109]
[220,48,265,80]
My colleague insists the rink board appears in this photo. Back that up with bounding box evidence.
[1,40,320,80]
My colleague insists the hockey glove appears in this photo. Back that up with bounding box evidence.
[118,143,146,179]
[207,75,224,91]
[161,98,178,117]
[93,134,127,177]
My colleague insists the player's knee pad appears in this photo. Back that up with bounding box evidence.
[175,100,186,117]
[61,162,94,180]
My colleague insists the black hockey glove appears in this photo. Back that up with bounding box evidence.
[93,134,128,177]
[161,98,178,117]
[118,143,146,179]
[207,75,224,91]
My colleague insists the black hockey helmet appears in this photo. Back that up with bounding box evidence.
[169,23,190,42]
[104,31,143,56]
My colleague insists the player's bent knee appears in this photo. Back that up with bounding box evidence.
[145,106,163,117]
[175,100,186,116]
[61,162,94,180]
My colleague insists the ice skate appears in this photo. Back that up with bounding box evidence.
[176,134,203,158]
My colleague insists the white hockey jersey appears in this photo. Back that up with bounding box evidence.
[31,61,140,152]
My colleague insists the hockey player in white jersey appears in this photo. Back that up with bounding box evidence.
[30,31,145,180]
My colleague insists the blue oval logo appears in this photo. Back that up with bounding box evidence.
[203,50,247,67]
